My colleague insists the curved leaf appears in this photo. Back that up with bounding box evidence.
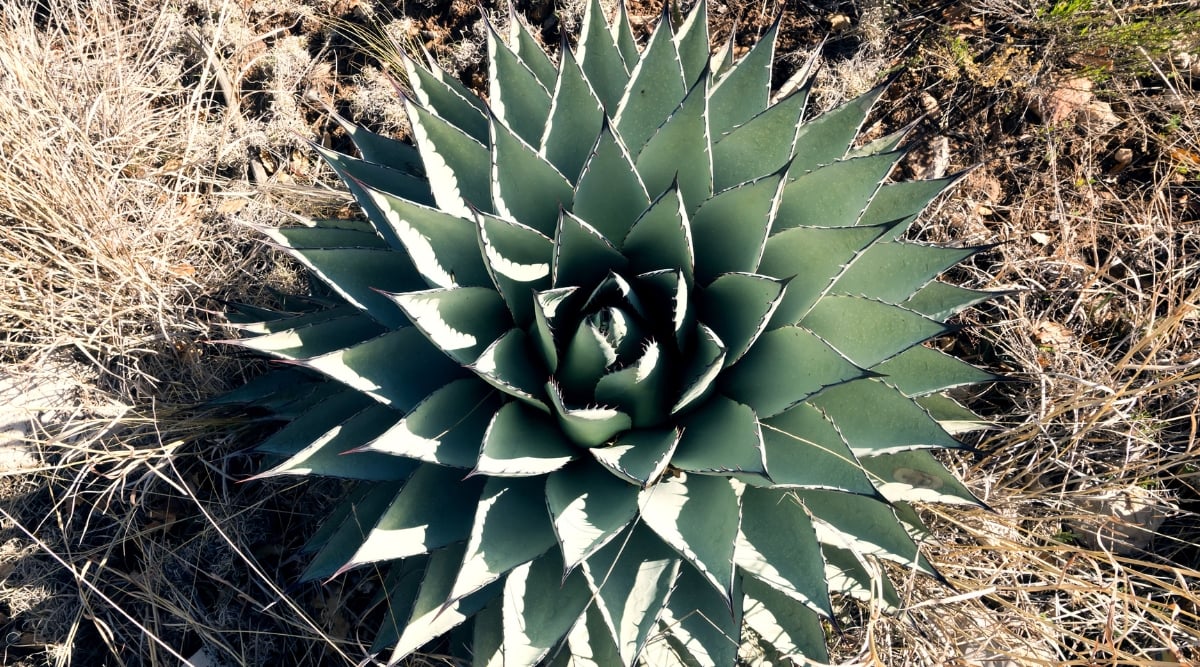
[475,401,577,476]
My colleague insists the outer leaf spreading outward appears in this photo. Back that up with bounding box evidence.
[221,1,1002,664]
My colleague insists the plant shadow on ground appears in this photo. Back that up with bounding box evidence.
[1,0,1198,664]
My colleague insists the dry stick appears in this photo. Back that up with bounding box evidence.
[153,453,354,663]
[0,505,196,665]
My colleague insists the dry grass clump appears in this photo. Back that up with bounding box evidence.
[0,0,1197,665]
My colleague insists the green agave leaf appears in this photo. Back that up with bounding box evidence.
[278,247,420,329]
[614,7,686,155]
[486,19,552,146]
[530,286,578,372]
[581,525,682,666]
[560,318,614,395]
[475,401,577,476]
[721,325,865,418]
[759,223,894,327]
[821,543,900,610]
[206,367,323,411]
[470,328,552,411]
[301,326,469,410]
[796,489,935,576]
[903,281,997,321]
[312,144,435,221]
[801,295,948,367]
[567,602,624,666]
[491,114,575,236]
[324,108,424,177]
[671,0,708,85]
[809,378,961,455]
[861,449,984,506]
[621,183,694,281]
[234,313,384,361]
[418,43,492,114]
[669,322,725,414]
[255,403,415,481]
[344,464,486,570]
[546,380,633,448]
[507,6,558,91]
[553,211,629,288]
[300,481,402,582]
[711,87,806,191]
[916,393,991,435]
[736,487,832,616]
[577,0,632,112]
[698,272,787,364]
[392,543,500,663]
[475,211,553,326]
[756,402,876,496]
[472,601,504,667]
[707,16,778,135]
[448,476,558,603]
[546,461,640,571]
[404,97,493,217]
[636,269,694,352]
[639,473,743,601]
[874,343,1001,396]
[590,427,681,486]
[691,167,783,284]
[541,43,606,183]
[635,73,712,213]
[254,388,371,457]
[612,0,639,68]
[858,173,962,233]
[832,241,984,304]
[659,565,742,666]
[741,575,830,664]
[593,339,667,428]
[259,219,387,250]
[386,287,510,364]
[369,557,428,654]
[360,183,492,289]
[502,549,591,665]
[846,116,919,159]
[403,51,488,143]
[673,396,767,476]
[365,378,498,468]
[789,79,889,173]
[775,151,903,232]
[572,119,652,243]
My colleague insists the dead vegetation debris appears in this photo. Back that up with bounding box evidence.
[0,0,1197,665]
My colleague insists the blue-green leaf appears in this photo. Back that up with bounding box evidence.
[475,401,577,476]
[621,183,694,281]
[673,396,766,476]
[711,87,806,191]
[405,98,493,217]
[614,10,686,155]
[581,525,681,666]
[541,44,606,183]
[741,576,830,664]
[385,287,511,364]
[553,211,628,288]
[873,343,1001,396]
[757,402,875,496]
[590,427,681,487]
[469,328,552,411]
[698,272,787,364]
[448,477,558,603]
[660,565,741,666]
[789,79,889,173]
[691,168,783,284]
[475,211,553,326]
[670,322,725,414]
[639,473,743,601]
[809,379,961,455]
[572,119,652,243]
[546,461,640,571]
[491,116,574,236]
[721,325,865,418]
[487,19,552,146]
[672,0,708,84]
[344,464,486,568]
[635,73,712,213]
[801,295,948,367]
[300,327,469,410]
[708,16,778,134]
[861,449,984,506]
[365,378,498,468]
[300,481,401,582]
[737,487,831,616]
[392,543,500,663]
[775,152,904,232]
[502,550,591,665]
[403,51,488,142]
[577,0,632,112]
[546,380,632,448]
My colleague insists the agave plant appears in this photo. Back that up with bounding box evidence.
[218,0,999,664]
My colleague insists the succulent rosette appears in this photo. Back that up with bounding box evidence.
[218,0,1000,664]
